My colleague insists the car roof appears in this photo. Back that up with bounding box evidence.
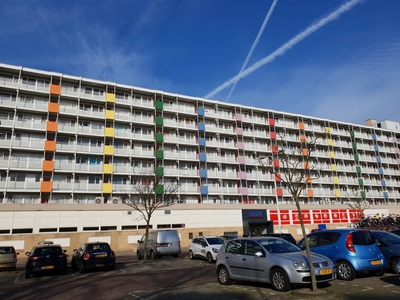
[84,242,110,245]
[33,244,63,249]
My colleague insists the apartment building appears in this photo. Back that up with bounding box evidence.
[0,63,399,251]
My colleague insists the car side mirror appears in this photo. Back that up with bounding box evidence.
[375,240,382,246]
[73,249,78,253]
[63,250,67,253]
[25,252,31,256]
[255,251,264,257]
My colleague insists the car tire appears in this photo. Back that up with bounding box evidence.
[270,268,291,292]
[369,268,385,277]
[207,252,213,263]
[390,258,399,274]
[217,266,231,285]
[150,250,155,260]
[189,250,194,260]
[337,261,355,281]
[79,262,86,274]
[137,251,143,260]
[25,271,30,279]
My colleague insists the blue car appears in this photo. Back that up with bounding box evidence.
[297,229,387,281]
[371,230,400,273]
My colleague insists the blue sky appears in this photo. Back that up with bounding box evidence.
[1,0,399,126]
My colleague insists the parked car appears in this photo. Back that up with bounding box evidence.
[71,242,116,273]
[189,236,225,263]
[390,229,400,237]
[0,246,19,271]
[220,235,238,241]
[37,241,54,245]
[297,229,387,281]
[25,244,67,278]
[261,233,297,244]
[137,230,181,260]
[371,230,400,273]
[216,237,336,292]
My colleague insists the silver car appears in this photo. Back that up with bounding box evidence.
[216,237,336,292]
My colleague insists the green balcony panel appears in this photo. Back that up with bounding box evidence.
[156,133,164,142]
[155,101,163,110]
[356,166,361,173]
[350,131,355,138]
[352,142,357,149]
[156,167,164,176]
[156,150,164,159]
[155,117,164,126]
[155,184,164,194]
[354,154,359,162]
[358,178,364,186]
[360,191,366,199]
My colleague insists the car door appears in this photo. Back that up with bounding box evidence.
[198,238,208,259]
[222,239,244,279]
[310,232,341,261]
[190,238,201,258]
[240,240,266,282]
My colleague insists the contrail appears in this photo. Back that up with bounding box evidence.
[205,0,363,99]
[225,0,279,102]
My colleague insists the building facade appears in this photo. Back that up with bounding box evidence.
[0,63,400,251]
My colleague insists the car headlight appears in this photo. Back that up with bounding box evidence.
[212,247,219,253]
[293,260,309,270]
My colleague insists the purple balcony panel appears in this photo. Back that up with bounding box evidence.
[237,142,244,150]
[393,136,397,143]
[236,128,243,135]
[241,187,248,195]
[395,148,399,154]
[240,171,247,179]
[235,114,242,121]
[238,156,246,164]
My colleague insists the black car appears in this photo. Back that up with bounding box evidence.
[261,233,297,244]
[25,244,67,278]
[71,242,116,273]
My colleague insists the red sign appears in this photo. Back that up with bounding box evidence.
[269,210,291,225]
[291,210,311,225]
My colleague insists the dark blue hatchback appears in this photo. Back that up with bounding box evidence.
[371,230,400,273]
[297,229,387,281]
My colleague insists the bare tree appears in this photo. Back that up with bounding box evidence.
[259,131,321,292]
[120,168,181,260]
[345,190,369,219]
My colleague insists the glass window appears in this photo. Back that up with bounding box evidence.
[226,240,242,254]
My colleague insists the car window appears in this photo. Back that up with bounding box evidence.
[307,234,319,247]
[88,244,110,251]
[205,238,224,245]
[226,240,242,254]
[260,239,301,253]
[243,241,263,256]
[352,231,375,245]
[0,247,13,253]
[34,247,62,255]
[320,232,340,245]
[374,232,400,244]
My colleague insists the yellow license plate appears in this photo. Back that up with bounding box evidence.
[42,265,54,270]
[320,268,333,275]
[160,243,169,247]
[96,254,107,258]
[371,260,382,266]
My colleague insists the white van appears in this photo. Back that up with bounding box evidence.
[137,230,181,259]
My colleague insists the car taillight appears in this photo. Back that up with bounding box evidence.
[83,252,90,260]
[345,233,356,253]
[156,243,160,248]
[59,254,66,259]
[110,251,115,258]
[28,256,39,261]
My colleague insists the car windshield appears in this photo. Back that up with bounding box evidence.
[87,244,111,251]
[206,238,224,245]
[0,247,13,253]
[33,247,62,255]
[259,239,301,253]
[373,231,400,244]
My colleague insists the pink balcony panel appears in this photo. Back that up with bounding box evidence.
[238,156,246,164]
[241,187,248,195]
[236,128,243,135]
[235,114,242,121]
[237,142,244,150]
[240,171,247,179]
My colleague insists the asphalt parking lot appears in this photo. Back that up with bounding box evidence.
[1,252,400,300]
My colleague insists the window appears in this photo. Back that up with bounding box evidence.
[226,240,242,254]
[88,176,100,184]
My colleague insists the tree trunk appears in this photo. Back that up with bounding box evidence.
[143,218,151,260]
[295,197,318,292]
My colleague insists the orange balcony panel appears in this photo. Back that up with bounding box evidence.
[299,123,305,130]
[42,160,54,172]
[46,121,58,132]
[273,159,279,168]
[300,135,306,143]
[41,181,53,193]
[275,174,281,182]
[268,118,275,126]
[50,84,61,95]
[306,175,312,183]
[302,148,308,156]
[276,188,283,197]
[44,140,56,151]
[308,189,314,197]
[270,132,276,140]
[48,102,59,113]
[272,145,278,153]
[304,162,310,169]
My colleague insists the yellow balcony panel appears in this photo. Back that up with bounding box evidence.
[103,164,113,174]
[104,145,114,155]
[327,139,333,146]
[105,110,115,120]
[335,190,341,198]
[106,93,116,102]
[331,164,337,171]
[105,128,115,137]
[325,127,331,134]
[333,177,339,184]
[329,151,335,158]
[102,183,112,193]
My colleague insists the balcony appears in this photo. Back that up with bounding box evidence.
[0,139,12,148]
[8,160,42,170]
[0,97,16,109]
[114,130,132,139]
[19,82,49,94]
[76,127,104,136]
[178,152,197,160]
[74,164,102,173]
[56,143,76,152]
[6,181,41,190]
[78,109,104,118]
[12,139,44,150]
[114,165,133,173]
[179,169,198,177]
[14,120,46,131]
[54,161,75,171]
[73,183,102,192]
[17,99,48,112]
[75,145,103,155]
[53,182,74,191]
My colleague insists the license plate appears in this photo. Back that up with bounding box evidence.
[371,260,382,266]
[320,268,333,275]
[96,264,104,267]
[160,243,169,247]
[96,254,107,258]
[42,265,54,270]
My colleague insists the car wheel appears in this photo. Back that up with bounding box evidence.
[217,266,231,285]
[369,269,385,277]
[189,250,194,260]
[270,268,291,292]
[337,261,355,281]
[137,251,143,260]
[390,258,400,273]
[150,250,155,259]
[79,262,86,274]
[25,271,31,279]
[207,252,214,263]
